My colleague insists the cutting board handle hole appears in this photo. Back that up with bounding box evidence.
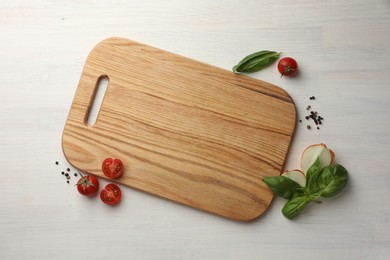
[86,75,109,126]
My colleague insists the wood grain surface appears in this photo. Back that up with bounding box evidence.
[62,37,296,220]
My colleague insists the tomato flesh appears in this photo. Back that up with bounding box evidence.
[102,158,124,179]
[100,184,122,205]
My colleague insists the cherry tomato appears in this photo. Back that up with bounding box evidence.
[102,158,124,179]
[278,57,298,77]
[76,173,99,196]
[100,184,122,206]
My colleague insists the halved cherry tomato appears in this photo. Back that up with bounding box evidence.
[100,184,122,206]
[102,158,124,179]
[278,57,298,77]
[76,173,99,196]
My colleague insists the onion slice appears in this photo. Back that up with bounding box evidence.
[301,143,335,174]
[282,169,306,187]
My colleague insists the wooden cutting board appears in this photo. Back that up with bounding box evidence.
[62,37,296,221]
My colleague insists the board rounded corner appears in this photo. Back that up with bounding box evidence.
[61,129,72,166]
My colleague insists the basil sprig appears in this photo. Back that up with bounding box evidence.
[282,196,312,219]
[233,51,281,73]
[315,164,348,197]
[263,158,348,219]
[262,176,303,199]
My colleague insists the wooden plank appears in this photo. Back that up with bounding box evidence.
[62,37,296,220]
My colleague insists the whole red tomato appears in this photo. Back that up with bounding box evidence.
[76,173,99,196]
[100,184,122,206]
[102,158,124,179]
[278,57,298,77]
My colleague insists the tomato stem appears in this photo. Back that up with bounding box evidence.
[280,64,295,78]
[75,171,96,191]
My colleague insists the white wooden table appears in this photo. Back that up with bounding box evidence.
[1,1,389,259]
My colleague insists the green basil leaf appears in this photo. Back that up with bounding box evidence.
[233,51,280,73]
[317,164,349,197]
[305,157,321,193]
[291,188,306,199]
[234,50,272,68]
[282,196,312,219]
[262,176,301,199]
